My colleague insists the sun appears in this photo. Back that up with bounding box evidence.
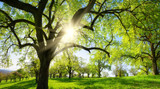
[61,24,77,43]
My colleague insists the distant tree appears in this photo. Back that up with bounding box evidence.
[83,65,91,78]
[0,72,5,83]
[4,73,10,82]
[102,71,109,77]
[53,58,67,78]
[76,57,86,78]
[29,59,40,83]
[112,61,128,77]
[129,67,138,76]
[91,51,111,78]
[139,62,152,75]
[62,50,79,79]
[49,66,57,78]
[90,65,97,78]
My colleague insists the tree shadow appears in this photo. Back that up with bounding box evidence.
[76,76,160,89]
[50,78,83,82]
[1,79,36,89]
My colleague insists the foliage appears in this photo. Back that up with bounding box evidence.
[90,51,111,77]
[129,67,138,76]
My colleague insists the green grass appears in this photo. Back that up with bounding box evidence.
[0,75,160,89]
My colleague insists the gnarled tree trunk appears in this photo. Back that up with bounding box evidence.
[37,53,51,89]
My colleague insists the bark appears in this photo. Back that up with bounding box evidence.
[68,67,72,79]
[37,54,51,89]
[151,43,159,75]
[152,59,159,75]
[36,74,39,83]
[35,70,39,83]
[98,71,101,78]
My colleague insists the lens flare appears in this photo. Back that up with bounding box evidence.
[61,24,77,43]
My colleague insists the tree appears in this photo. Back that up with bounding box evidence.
[0,0,111,88]
[83,64,91,78]
[62,50,79,79]
[29,59,40,83]
[0,72,5,83]
[53,58,67,78]
[129,67,138,76]
[90,51,111,78]
[112,60,128,77]
[119,1,160,75]
[17,68,26,81]
[49,65,57,78]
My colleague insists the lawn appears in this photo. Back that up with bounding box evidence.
[0,75,160,89]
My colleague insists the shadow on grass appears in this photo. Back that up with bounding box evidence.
[76,75,160,89]
[1,79,36,89]
[50,78,83,82]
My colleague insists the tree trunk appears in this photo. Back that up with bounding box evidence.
[59,72,62,78]
[152,59,159,75]
[36,75,38,83]
[71,70,74,78]
[49,74,52,79]
[53,74,55,78]
[78,73,81,78]
[68,67,72,79]
[87,73,90,78]
[98,71,101,78]
[37,56,51,89]
[92,73,95,78]
[151,43,159,75]
[98,60,101,78]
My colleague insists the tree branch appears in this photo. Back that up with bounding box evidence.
[0,0,37,14]
[155,41,160,50]
[141,52,152,58]
[71,0,96,26]
[38,0,48,13]
[54,43,110,57]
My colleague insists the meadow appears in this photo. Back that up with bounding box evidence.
[0,75,160,89]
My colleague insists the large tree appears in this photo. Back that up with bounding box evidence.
[0,0,110,88]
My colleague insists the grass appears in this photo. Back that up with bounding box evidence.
[0,75,160,89]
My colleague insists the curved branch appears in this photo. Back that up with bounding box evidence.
[71,0,96,26]
[141,52,152,58]
[54,43,110,58]
[5,44,17,56]
[38,0,48,13]
[0,9,12,21]
[10,19,35,26]
[0,9,35,27]
[0,0,37,14]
